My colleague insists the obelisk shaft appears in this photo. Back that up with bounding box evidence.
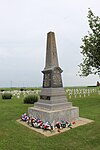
[42,31,63,88]
[45,32,59,69]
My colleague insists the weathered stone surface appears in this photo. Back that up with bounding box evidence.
[34,101,72,111]
[28,31,79,123]
[42,32,63,88]
[45,32,59,69]
[42,67,63,88]
[40,88,67,102]
[28,106,79,124]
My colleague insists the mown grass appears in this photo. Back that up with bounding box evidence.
[0,90,100,150]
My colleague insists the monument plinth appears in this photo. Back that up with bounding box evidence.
[28,32,79,124]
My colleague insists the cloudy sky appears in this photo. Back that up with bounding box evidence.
[0,0,100,87]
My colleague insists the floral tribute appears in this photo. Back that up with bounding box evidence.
[21,113,75,132]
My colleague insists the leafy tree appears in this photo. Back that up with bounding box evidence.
[79,9,100,77]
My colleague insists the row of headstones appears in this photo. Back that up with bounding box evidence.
[0,88,100,99]
[0,90,41,99]
[66,88,100,99]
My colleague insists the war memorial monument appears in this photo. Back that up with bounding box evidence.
[28,32,79,124]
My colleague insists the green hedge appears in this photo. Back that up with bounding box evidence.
[24,94,38,104]
[2,93,12,99]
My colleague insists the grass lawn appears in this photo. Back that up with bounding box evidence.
[0,90,100,150]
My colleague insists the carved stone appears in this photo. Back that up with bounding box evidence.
[28,32,79,124]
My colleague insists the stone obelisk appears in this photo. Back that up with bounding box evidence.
[28,32,79,124]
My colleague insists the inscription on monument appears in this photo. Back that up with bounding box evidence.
[52,69,62,87]
[40,96,50,100]
[43,73,51,88]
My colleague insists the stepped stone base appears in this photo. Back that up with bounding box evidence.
[28,88,79,124]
